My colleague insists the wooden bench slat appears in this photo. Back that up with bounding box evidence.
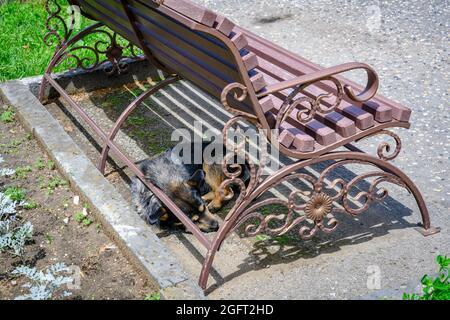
[230,31,249,51]
[362,101,393,123]
[261,75,356,138]
[160,0,217,27]
[263,95,337,146]
[336,105,375,130]
[243,30,411,122]
[297,80,376,130]
[257,56,377,131]
[265,112,315,152]
[102,0,239,69]
[214,16,235,37]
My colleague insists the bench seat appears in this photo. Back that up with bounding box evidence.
[74,0,411,157]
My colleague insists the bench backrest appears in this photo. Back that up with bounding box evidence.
[75,0,267,114]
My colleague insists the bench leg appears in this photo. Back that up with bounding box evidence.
[98,75,180,174]
[199,117,440,291]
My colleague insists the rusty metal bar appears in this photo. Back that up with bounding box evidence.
[98,75,181,173]
[44,74,211,248]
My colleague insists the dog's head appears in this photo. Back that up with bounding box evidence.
[168,169,219,233]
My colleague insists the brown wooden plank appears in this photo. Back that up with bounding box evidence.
[249,73,267,92]
[161,0,217,26]
[258,57,372,132]
[263,95,336,146]
[262,75,356,138]
[265,112,315,152]
[242,30,411,122]
[337,105,374,129]
[362,101,393,123]
[84,0,244,88]
[104,0,238,67]
[214,15,235,37]
[230,31,249,51]
[242,52,258,71]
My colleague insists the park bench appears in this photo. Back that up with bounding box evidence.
[40,0,440,290]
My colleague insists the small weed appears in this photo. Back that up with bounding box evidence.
[35,158,55,171]
[44,233,53,245]
[34,158,46,170]
[404,255,450,300]
[127,116,147,126]
[73,212,85,223]
[81,218,93,227]
[47,160,56,170]
[144,292,161,300]
[14,166,32,179]
[74,211,92,227]
[0,108,14,123]
[23,200,38,210]
[41,176,68,195]
[4,186,26,202]
[255,235,271,242]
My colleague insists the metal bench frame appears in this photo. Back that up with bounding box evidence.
[40,0,440,291]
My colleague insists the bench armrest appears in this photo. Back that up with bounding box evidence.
[257,62,379,103]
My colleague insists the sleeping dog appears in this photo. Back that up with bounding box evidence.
[131,142,248,233]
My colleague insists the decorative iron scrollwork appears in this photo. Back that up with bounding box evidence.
[44,0,72,48]
[221,83,258,123]
[356,130,402,161]
[220,115,410,240]
[43,0,144,75]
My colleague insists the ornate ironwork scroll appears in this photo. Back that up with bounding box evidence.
[218,115,421,242]
[43,0,144,76]
[355,130,402,161]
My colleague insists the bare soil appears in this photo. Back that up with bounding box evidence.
[0,105,157,300]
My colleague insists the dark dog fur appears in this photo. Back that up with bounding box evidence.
[131,142,248,233]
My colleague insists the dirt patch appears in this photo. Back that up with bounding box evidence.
[0,105,157,300]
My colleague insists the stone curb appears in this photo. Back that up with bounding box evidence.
[0,80,206,300]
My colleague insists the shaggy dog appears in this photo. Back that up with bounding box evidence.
[131,142,248,233]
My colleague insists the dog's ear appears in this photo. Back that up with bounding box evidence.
[187,169,205,188]
[141,196,165,225]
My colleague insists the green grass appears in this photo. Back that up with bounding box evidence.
[14,165,33,179]
[4,186,26,202]
[144,292,161,301]
[1,108,15,123]
[0,0,105,81]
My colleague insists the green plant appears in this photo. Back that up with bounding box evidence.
[41,176,68,195]
[0,220,33,256]
[81,218,93,227]
[403,255,450,300]
[14,166,32,179]
[0,108,14,123]
[23,200,38,210]
[74,211,92,227]
[0,155,15,177]
[12,263,73,300]
[44,233,53,245]
[35,158,55,171]
[34,158,46,170]
[144,292,161,300]
[47,160,56,170]
[4,186,26,202]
